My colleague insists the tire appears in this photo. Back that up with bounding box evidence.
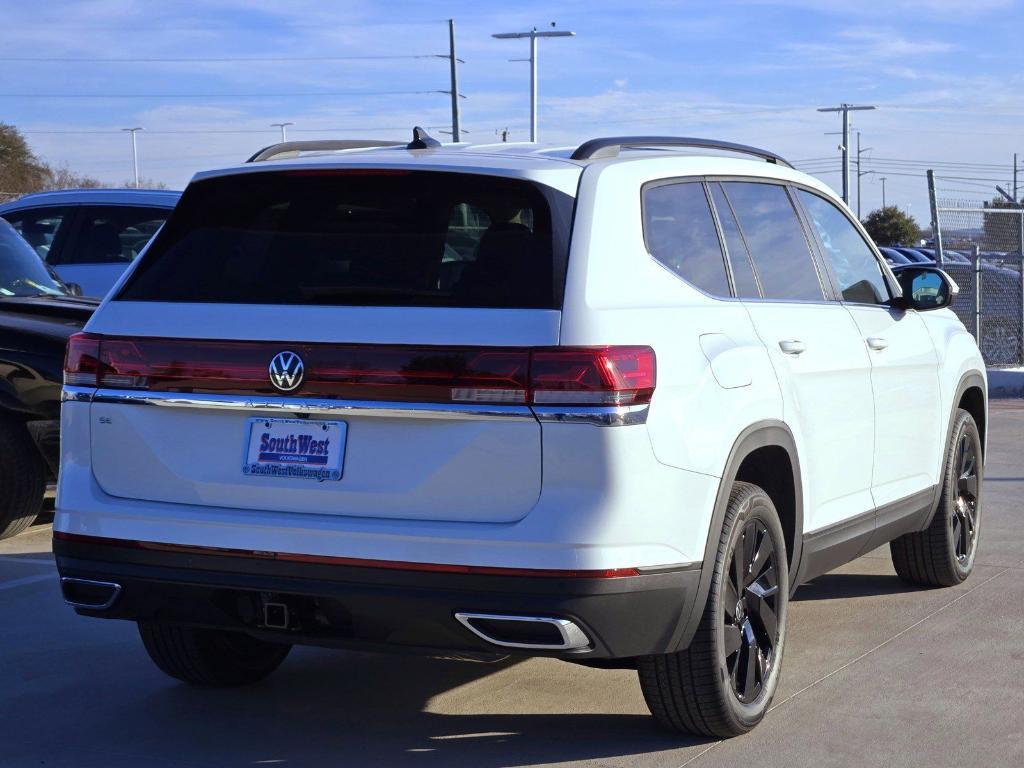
[890,409,982,587]
[638,481,789,738]
[0,416,46,540]
[137,622,291,686]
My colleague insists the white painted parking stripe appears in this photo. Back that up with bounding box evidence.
[0,573,56,591]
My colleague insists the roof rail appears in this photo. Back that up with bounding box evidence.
[246,139,402,163]
[570,136,793,167]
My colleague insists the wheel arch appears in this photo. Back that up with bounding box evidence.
[918,370,987,532]
[668,420,803,653]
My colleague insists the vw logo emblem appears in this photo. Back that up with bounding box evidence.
[268,351,304,393]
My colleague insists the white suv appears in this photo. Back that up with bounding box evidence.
[55,132,986,737]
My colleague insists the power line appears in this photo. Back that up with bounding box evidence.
[0,90,448,99]
[0,54,447,63]
[21,125,446,135]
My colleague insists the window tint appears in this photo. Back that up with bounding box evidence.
[709,182,760,298]
[797,190,890,305]
[119,171,569,309]
[1,207,71,263]
[722,182,823,301]
[643,182,730,296]
[65,206,170,265]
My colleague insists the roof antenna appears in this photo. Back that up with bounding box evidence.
[407,126,441,150]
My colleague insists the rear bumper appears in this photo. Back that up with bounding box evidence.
[53,534,702,660]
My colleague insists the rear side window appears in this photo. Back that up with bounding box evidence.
[722,182,824,302]
[63,206,170,265]
[643,181,730,296]
[119,171,570,309]
[797,190,890,305]
[709,183,760,298]
[1,207,72,263]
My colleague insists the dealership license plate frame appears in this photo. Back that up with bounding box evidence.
[242,417,347,482]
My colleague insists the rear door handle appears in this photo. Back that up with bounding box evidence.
[866,337,889,351]
[778,339,806,356]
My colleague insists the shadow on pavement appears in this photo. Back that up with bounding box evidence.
[102,650,707,766]
[794,571,923,601]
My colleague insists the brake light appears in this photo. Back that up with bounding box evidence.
[64,333,102,386]
[530,346,655,406]
[64,335,655,408]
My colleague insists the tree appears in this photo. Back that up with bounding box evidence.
[981,197,1023,253]
[0,123,51,195]
[47,164,104,190]
[122,177,169,190]
[861,206,921,246]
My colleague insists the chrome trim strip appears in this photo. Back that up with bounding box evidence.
[60,577,122,611]
[63,387,648,426]
[531,404,649,426]
[454,612,591,651]
[61,385,96,403]
[84,388,536,421]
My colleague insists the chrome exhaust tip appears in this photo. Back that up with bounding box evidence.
[454,612,590,651]
[60,577,122,610]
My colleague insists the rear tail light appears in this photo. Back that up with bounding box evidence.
[530,346,655,406]
[64,334,655,408]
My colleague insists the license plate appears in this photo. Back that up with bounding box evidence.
[242,418,347,482]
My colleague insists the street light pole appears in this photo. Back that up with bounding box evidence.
[817,103,876,206]
[121,127,142,188]
[492,27,575,143]
[880,176,888,209]
[271,122,293,142]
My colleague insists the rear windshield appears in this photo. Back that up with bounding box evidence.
[118,170,572,309]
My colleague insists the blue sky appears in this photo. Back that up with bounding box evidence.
[2,0,1022,220]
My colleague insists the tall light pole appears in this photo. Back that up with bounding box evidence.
[121,127,142,188]
[880,176,888,209]
[492,26,575,142]
[817,104,875,205]
[271,122,293,142]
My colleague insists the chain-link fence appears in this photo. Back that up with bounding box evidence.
[930,180,1024,368]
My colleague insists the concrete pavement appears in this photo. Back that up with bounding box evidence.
[1,404,1022,767]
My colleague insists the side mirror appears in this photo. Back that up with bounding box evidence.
[891,266,957,311]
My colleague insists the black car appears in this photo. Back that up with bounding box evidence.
[0,219,98,538]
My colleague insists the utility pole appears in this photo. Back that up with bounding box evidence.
[121,127,142,188]
[817,103,876,205]
[856,131,873,219]
[447,19,461,142]
[1014,152,1018,202]
[271,122,293,142]
[880,176,888,209]
[492,25,575,142]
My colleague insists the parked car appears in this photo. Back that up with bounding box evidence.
[892,247,933,264]
[55,133,986,738]
[878,247,912,267]
[0,219,98,538]
[0,189,181,298]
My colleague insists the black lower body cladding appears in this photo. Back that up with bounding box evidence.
[54,535,701,660]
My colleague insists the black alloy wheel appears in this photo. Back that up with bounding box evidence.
[722,518,780,703]
[952,430,979,564]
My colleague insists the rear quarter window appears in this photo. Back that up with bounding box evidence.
[118,171,572,309]
[642,181,730,297]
